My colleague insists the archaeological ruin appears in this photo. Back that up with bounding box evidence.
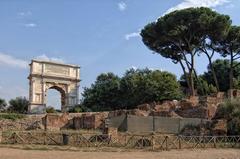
[28,60,80,114]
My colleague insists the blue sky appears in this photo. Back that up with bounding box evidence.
[0,0,240,109]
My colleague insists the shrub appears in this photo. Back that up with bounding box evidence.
[216,98,240,135]
[8,97,29,114]
[68,104,90,113]
[0,113,26,121]
[46,107,57,113]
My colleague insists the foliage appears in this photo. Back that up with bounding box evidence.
[82,73,122,111]
[216,26,240,89]
[0,98,7,112]
[216,98,240,135]
[179,74,217,96]
[8,97,29,114]
[0,113,26,121]
[202,59,240,92]
[82,68,182,111]
[141,7,231,96]
[68,104,90,113]
[120,68,182,109]
[46,106,57,113]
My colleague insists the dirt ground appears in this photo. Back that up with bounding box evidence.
[0,147,239,159]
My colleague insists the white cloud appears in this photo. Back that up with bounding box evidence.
[18,11,32,17]
[125,32,140,40]
[164,0,230,15]
[0,53,28,69]
[35,54,65,63]
[118,2,127,11]
[24,23,37,28]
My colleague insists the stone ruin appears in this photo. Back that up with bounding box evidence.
[0,92,229,136]
[1,91,237,136]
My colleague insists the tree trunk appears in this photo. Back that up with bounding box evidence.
[179,60,191,89]
[193,68,205,95]
[189,70,195,96]
[209,59,220,92]
[229,59,234,90]
[189,54,195,96]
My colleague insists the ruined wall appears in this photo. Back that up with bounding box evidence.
[108,115,209,134]
[0,115,44,131]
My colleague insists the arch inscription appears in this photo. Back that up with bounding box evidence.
[28,60,80,113]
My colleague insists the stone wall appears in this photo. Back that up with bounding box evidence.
[73,112,108,130]
[0,115,44,131]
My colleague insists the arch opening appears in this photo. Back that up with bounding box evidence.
[45,86,66,112]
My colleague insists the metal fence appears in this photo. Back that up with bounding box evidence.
[1,131,239,150]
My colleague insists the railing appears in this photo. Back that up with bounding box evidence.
[1,131,239,150]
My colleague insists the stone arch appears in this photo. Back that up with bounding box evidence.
[45,84,66,110]
[28,60,80,114]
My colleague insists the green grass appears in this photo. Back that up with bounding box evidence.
[0,113,26,121]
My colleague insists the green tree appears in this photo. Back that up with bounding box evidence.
[141,7,231,96]
[82,73,121,111]
[81,68,182,111]
[202,59,240,92]
[217,26,240,89]
[198,13,231,91]
[179,74,217,96]
[0,98,7,112]
[8,97,29,114]
[120,68,182,109]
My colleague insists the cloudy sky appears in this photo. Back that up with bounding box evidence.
[0,0,240,109]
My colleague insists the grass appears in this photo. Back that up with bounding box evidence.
[0,113,26,121]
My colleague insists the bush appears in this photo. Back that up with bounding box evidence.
[8,97,29,114]
[0,98,7,112]
[0,113,26,121]
[68,104,90,113]
[216,98,240,135]
[46,107,57,113]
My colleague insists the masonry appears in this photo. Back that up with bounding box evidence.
[28,60,80,114]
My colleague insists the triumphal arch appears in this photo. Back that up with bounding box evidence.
[28,60,80,114]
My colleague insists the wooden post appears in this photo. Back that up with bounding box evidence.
[165,136,168,150]
[0,131,2,144]
[151,134,155,151]
[178,136,182,149]
[124,134,127,147]
[43,132,47,145]
[213,137,217,148]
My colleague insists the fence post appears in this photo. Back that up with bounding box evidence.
[43,131,47,145]
[0,131,2,144]
[124,134,127,147]
[165,136,169,150]
[178,135,182,149]
[151,134,155,150]
[152,115,155,132]
[213,136,217,148]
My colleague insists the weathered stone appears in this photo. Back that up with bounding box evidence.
[26,121,44,130]
[137,103,151,111]
[42,113,69,130]
[150,110,181,118]
[228,89,240,99]
[28,60,80,113]
[211,119,227,135]
[128,109,150,116]
[73,113,107,129]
